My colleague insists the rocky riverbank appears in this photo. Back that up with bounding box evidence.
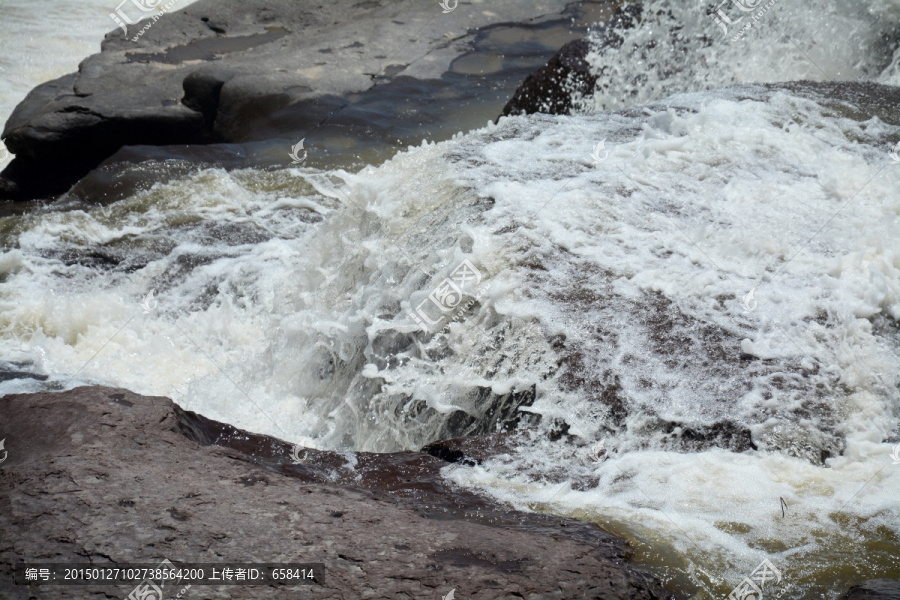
[0,0,616,201]
[0,386,671,599]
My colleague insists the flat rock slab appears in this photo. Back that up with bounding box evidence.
[0,0,609,200]
[0,386,670,600]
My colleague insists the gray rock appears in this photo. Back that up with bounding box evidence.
[0,386,671,600]
[842,580,900,600]
[1,0,593,200]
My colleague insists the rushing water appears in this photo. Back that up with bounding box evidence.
[1,1,900,598]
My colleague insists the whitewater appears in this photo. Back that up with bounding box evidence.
[2,0,900,597]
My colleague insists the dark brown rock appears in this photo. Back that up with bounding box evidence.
[500,3,642,117]
[500,38,598,117]
[0,386,671,600]
[421,432,522,466]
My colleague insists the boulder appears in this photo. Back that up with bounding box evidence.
[1,0,595,201]
[0,386,671,600]
[501,3,643,117]
[500,38,598,117]
[842,580,900,600]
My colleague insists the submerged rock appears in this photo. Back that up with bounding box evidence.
[0,386,671,600]
[842,580,900,600]
[421,432,523,466]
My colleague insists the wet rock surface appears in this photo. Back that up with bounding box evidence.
[501,3,641,117]
[0,386,671,600]
[500,38,598,117]
[59,143,260,205]
[421,433,523,466]
[842,580,900,600]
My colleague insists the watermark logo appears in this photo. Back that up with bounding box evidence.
[890,442,900,465]
[409,259,491,333]
[0,138,9,161]
[110,0,158,36]
[728,559,782,600]
[442,590,456,600]
[110,0,179,40]
[731,0,765,10]
[588,440,608,462]
[438,0,457,13]
[709,0,765,34]
[126,558,175,600]
[290,444,307,464]
[740,288,757,313]
[711,0,782,41]
[141,289,158,314]
[174,583,192,599]
[709,0,745,35]
[289,139,308,164]
[0,439,7,464]
[890,141,900,163]
[590,140,609,164]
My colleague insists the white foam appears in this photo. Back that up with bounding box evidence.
[579,0,900,113]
